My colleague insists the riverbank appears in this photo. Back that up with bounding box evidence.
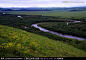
[31,23,86,52]
[38,21,86,40]
[31,22,86,41]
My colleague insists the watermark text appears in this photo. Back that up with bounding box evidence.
[62,1,85,3]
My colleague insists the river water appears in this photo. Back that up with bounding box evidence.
[31,22,86,41]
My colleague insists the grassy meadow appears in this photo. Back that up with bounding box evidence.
[1,10,86,19]
[0,25,86,57]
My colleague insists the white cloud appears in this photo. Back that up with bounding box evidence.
[0,0,86,7]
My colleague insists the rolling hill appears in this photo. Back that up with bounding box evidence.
[0,25,86,57]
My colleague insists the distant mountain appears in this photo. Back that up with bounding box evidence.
[69,9,84,12]
[0,8,53,11]
[0,6,86,11]
[68,6,86,12]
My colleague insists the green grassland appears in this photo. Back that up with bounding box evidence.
[1,10,86,19]
[0,25,86,57]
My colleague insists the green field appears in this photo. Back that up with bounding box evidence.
[1,10,86,19]
[0,25,86,57]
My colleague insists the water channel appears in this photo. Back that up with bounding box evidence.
[31,21,86,41]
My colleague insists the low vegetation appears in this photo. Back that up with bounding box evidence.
[0,25,86,57]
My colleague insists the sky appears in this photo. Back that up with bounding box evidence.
[0,0,86,8]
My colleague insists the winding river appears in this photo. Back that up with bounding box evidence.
[31,21,86,41]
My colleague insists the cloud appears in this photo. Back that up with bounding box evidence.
[0,0,86,7]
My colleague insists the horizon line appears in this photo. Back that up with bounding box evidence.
[0,6,86,8]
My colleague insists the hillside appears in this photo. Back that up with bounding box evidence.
[0,25,86,57]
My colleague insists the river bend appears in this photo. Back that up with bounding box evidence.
[31,22,86,41]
